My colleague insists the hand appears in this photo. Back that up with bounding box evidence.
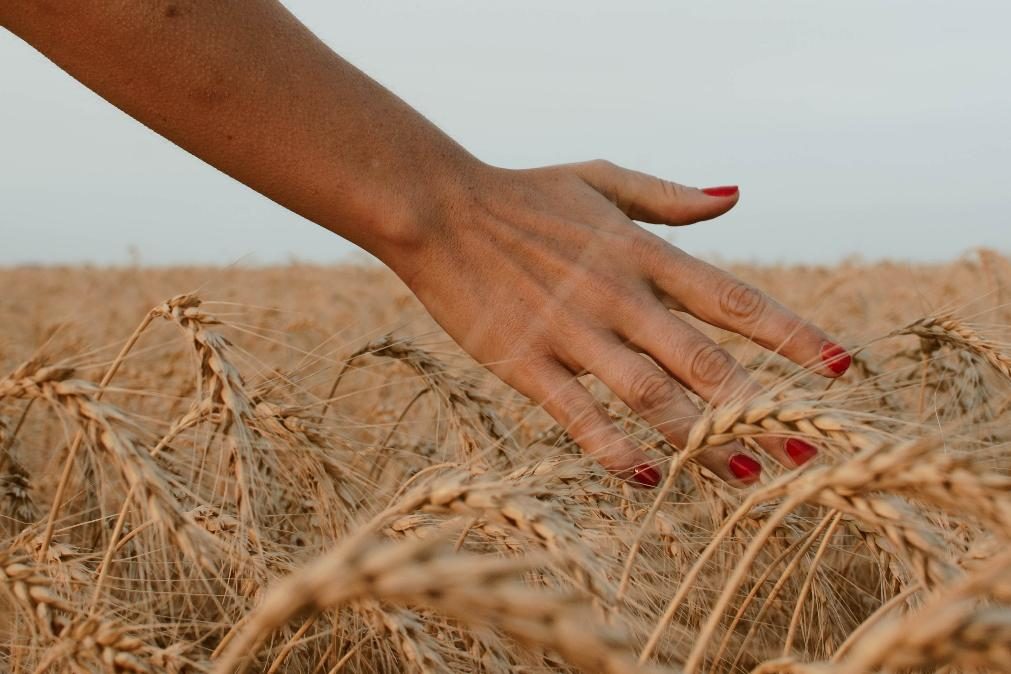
[1,0,851,488]
[383,160,852,488]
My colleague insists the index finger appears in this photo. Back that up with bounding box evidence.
[651,252,851,377]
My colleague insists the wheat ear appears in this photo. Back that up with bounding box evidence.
[895,314,1011,379]
[214,530,666,674]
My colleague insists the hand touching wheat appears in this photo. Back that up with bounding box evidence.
[390,160,851,487]
[2,1,851,487]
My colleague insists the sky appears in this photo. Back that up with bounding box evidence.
[2,0,1009,266]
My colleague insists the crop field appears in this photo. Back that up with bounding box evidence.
[0,253,1009,673]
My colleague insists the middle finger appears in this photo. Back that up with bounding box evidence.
[624,305,819,468]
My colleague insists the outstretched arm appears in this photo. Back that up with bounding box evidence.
[2,1,850,487]
[1,1,476,260]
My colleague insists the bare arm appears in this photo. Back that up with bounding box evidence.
[2,1,850,487]
[1,1,477,261]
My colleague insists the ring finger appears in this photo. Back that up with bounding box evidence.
[623,307,819,469]
[576,335,763,485]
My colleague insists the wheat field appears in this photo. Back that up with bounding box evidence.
[0,251,1009,674]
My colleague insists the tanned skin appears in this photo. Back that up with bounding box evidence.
[1,1,851,488]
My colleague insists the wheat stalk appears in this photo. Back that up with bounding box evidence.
[2,261,1010,674]
[214,530,664,674]
[895,314,1011,380]
[0,548,208,673]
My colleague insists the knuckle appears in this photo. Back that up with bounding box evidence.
[628,234,673,272]
[627,369,677,414]
[499,345,554,379]
[688,342,736,388]
[584,273,641,316]
[581,158,617,178]
[629,233,663,259]
[515,354,554,380]
[656,176,683,202]
[718,279,766,323]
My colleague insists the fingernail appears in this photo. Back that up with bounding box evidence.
[821,342,852,375]
[630,464,661,489]
[728,454,761,483]
[701,185,739,197]
[785,438,818,465]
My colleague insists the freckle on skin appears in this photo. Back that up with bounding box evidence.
[164,5,180,18]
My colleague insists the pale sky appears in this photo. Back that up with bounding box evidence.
[2,0,1009,266]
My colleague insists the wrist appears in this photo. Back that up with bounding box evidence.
[368,155,498,281]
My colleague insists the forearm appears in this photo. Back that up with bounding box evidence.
[1,0,482,261]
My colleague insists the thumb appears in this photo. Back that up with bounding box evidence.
[574,159,739,225]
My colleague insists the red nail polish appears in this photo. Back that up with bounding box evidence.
[701,185,739,197]
[785,438,818,465]
[630,464,661,489]
[821,342,852,375]
[729,454,761,483]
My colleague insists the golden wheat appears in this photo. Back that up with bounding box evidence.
[0,253,1008,673]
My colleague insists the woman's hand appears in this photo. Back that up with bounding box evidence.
[384,160,851,487]
[2,3,850,488]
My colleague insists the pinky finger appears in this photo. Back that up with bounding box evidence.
[579,342,763,487]
[516,360,658,488]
